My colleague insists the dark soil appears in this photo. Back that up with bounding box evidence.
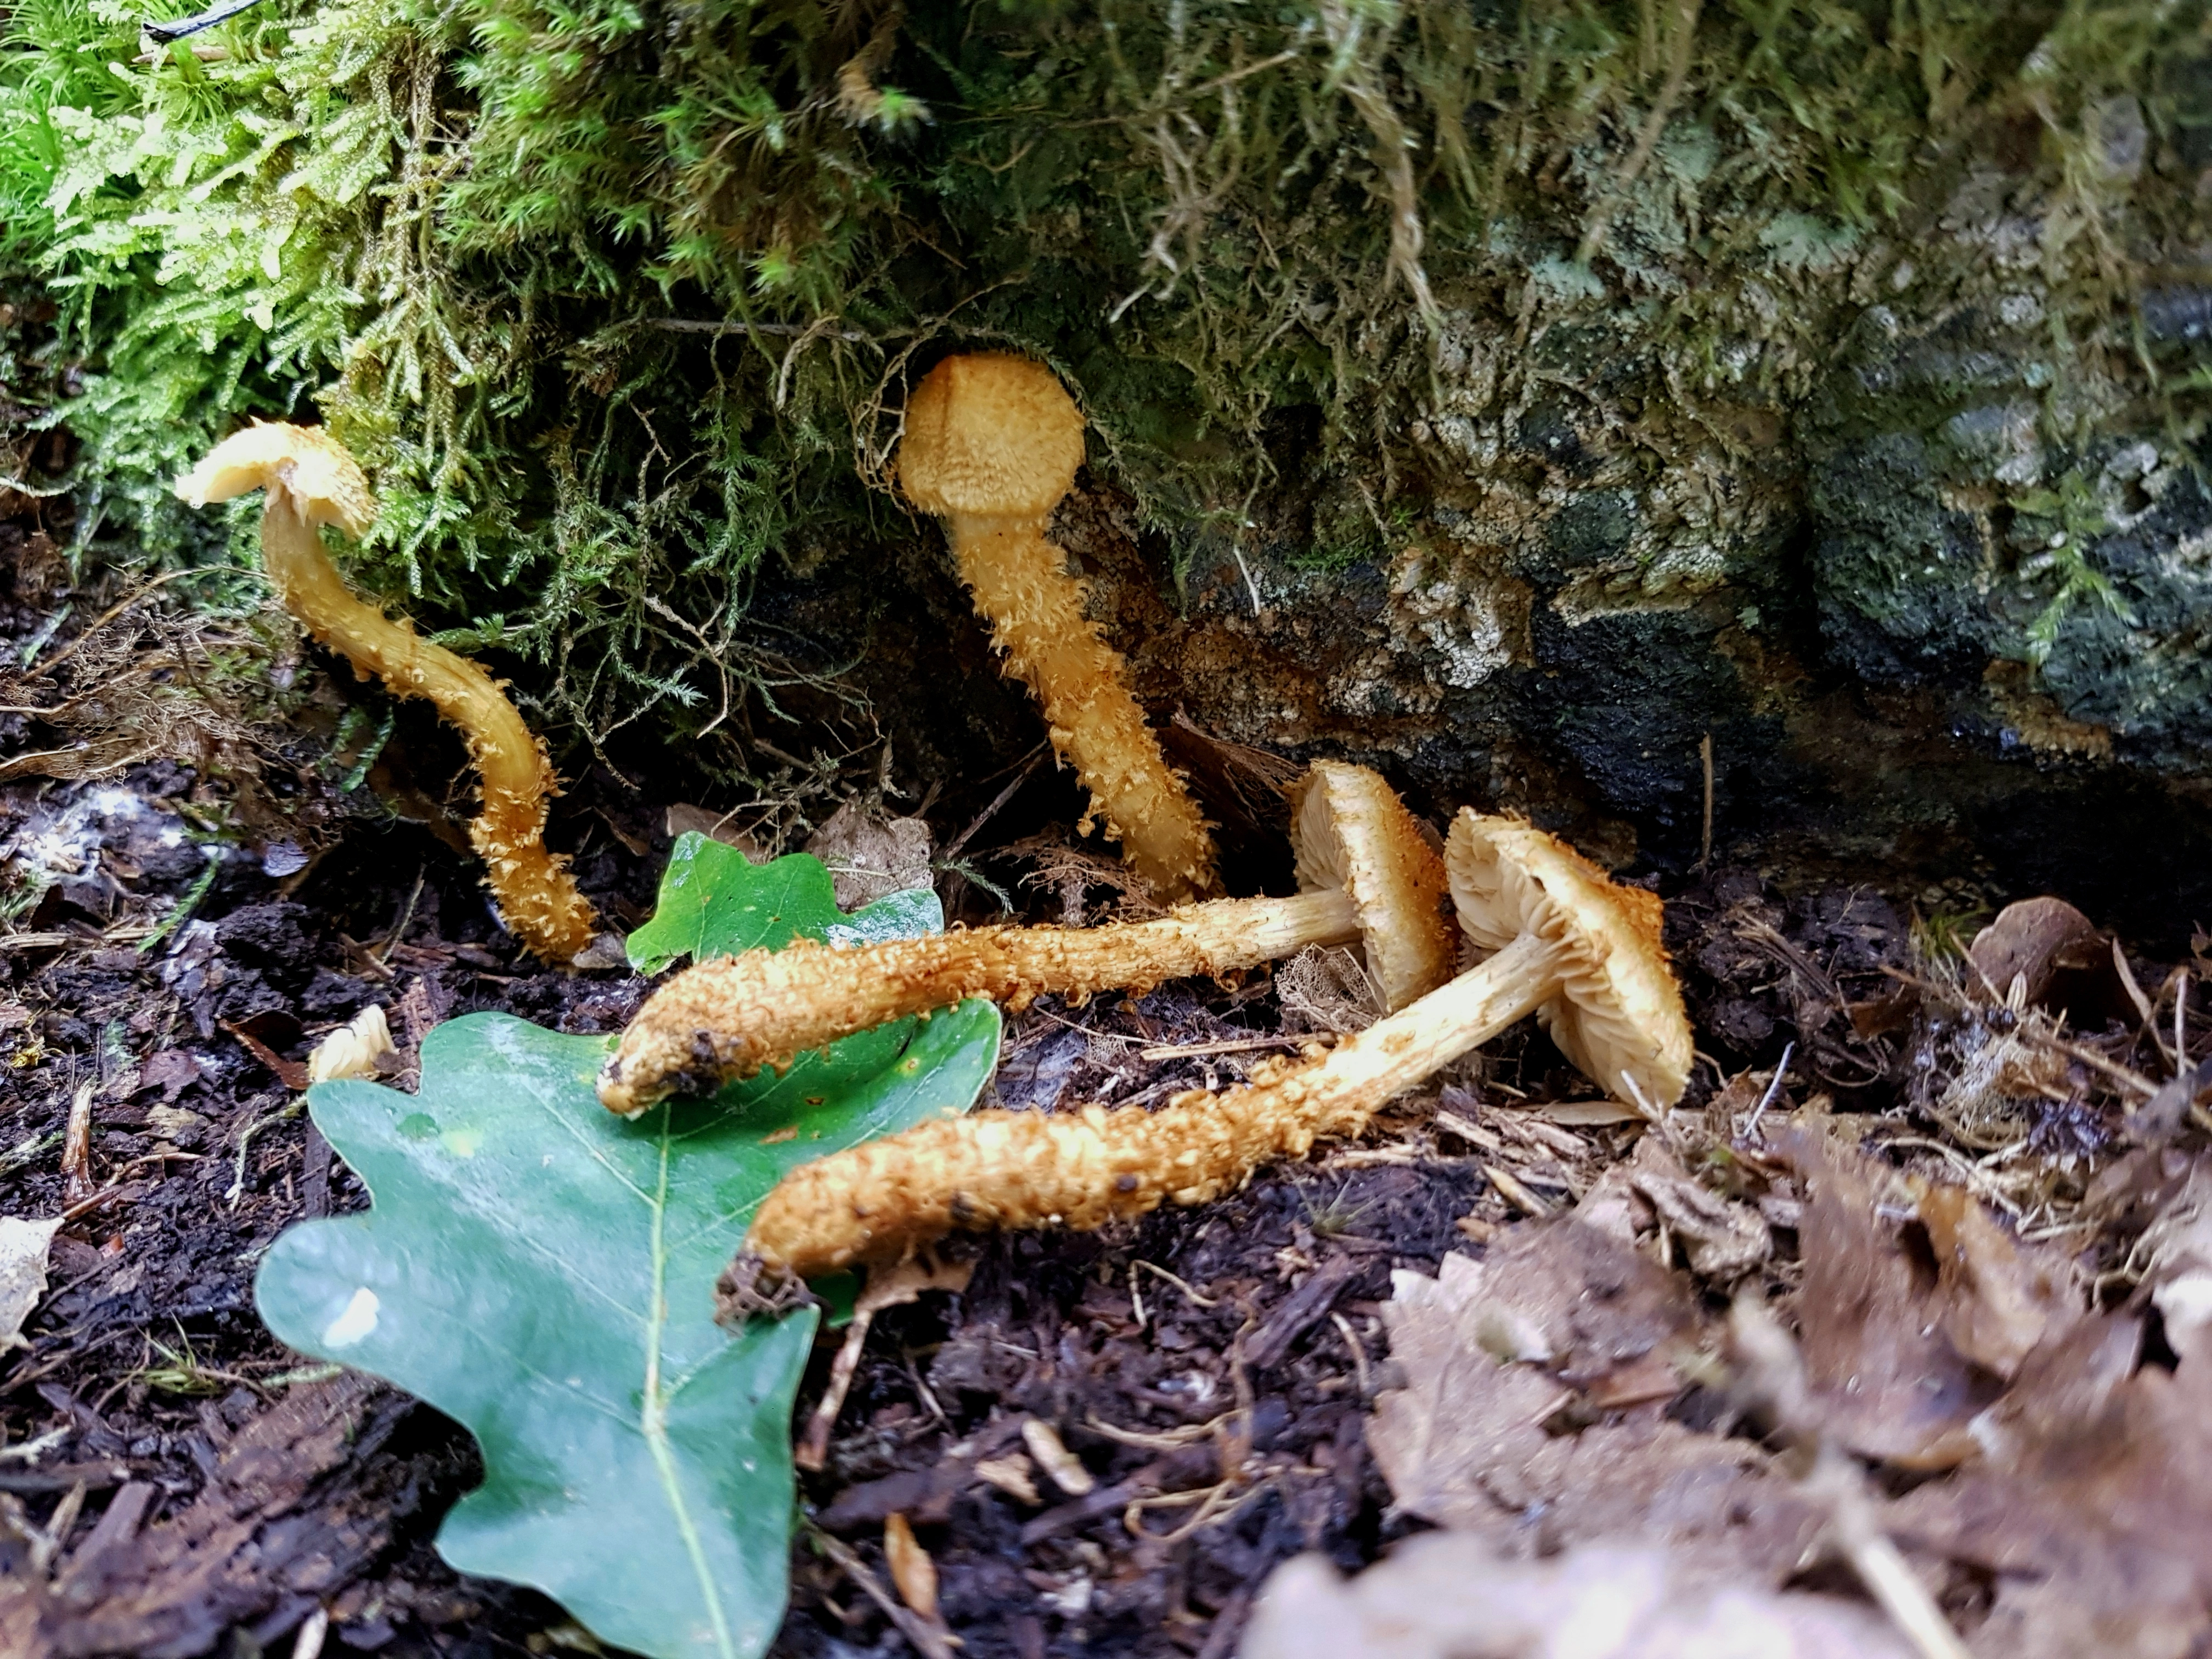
[23,517,2196,1659]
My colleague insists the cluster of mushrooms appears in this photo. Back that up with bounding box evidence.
[603,352,1691,1306]
[176,357,1692,1311]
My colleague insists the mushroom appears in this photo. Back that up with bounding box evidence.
[597,760,1453,1115]
[721,810,1692,1290]
[898,352,1217,902]
[176,423,598,962]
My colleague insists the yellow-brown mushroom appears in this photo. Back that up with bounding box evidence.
[176,423,597,962]
[598,760,1452,1115]
[721,811,1691,1291]
[898,352,1217,902]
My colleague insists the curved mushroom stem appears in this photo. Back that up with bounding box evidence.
[181,426,598,963]
[258,494,597,962]
[598,886,1361,1115]
[952,511,1217,901]
[730,929,1574,1285]
[258,495,595,960]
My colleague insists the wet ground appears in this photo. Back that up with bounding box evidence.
[5,555,2210,1659]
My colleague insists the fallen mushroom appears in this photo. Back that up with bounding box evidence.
[898,352,1216,901]
[599,760,1453,1115]
[176,424,597,962]
[720,810,1692,1295]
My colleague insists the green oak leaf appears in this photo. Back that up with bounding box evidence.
[626,833,940,977]
[255,850,997,1659]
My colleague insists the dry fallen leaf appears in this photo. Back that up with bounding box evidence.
[306,1004,397,1086]
[1626,1143,1771,1279]
[1241,1534,1917,1659]
[1367,1220,1821,1574]
[803,801,934,912]
[1785,1132,1994,1468]
[0,1216,62,1351]
[1915,1178,2076,1378]
[883,1513,940,1623]
[1889,1303,2212,1659]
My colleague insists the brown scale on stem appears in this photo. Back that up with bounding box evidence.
[597,760,1453,1115]
[177,423,597,962]
[899,353,1217,902]
[720,812,1692,1302]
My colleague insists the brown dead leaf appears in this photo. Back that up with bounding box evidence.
[664,804,765,859]
[1889,1307,2212,1659]
[1368,1221,1822,1575]
[1785,1132,1995,1468]
[1627,1155,1771,1281]
[220,1013,309,1091]
[1915,1179,2077,1379]
[803,802,933,911]
[1242,1534,1917,1659]
[2138,1161,2212,1364]
[1966,896,2127,1024]
[133,1049,204,1103]
[883,1513,939,1623]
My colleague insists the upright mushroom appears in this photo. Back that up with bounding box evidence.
[598,760,1452,1114]
[177,423,598,962]
[899,352,1216,901]
[722,810,1692,1291]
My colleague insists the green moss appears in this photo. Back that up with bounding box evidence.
[2,0,2202,755]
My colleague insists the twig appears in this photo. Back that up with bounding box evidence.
[797,1308,876,1473]
[1697,733,1714,871]
[652,318,875,341]
[140,0,270,43]
[808,1527,957,1659]
[940,744,1048,862]
[1136,1033,1319,1061]
[375,868,426,966]
[1485,1163,1553,1217]
[61,1080,94,1205]
[1330,1311,1373,1398]
[1744,1041,1795,1141]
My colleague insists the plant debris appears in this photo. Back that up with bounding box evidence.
[9,614,2212,1658]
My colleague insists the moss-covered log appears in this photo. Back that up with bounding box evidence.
[5,0,2211,933]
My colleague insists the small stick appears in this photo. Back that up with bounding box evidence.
[940,744,1048,862]
[61,1080,94,1205]
[808,1527,957,1659]
[1697,732,1714,872]
[1137,1034,1321,1061]
[796,1308,876,1472]
[1744,1041,1795,1141]
[2177,970,2189,1075]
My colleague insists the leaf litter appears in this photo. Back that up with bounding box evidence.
[10,713,2212,1659]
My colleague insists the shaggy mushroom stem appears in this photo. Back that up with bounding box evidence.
[899,354,1217,902]
[177,424,598,962]
[597,760,1454,1116]
[730,929,1576,1286]
[724,812,1691,1286]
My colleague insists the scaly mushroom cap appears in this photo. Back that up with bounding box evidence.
[1289,761,1455,1012]
[176,421,376,538]
[1445,810,1692,1107]
[897,354,1086,520]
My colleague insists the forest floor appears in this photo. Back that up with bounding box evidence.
[5,547,2212,1659]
